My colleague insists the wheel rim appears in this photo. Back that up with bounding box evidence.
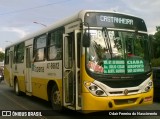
[53,91,61,105]
[52,90,61,110]
[15,81,19,93]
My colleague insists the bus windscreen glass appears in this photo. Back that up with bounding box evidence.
[86,30,151,74]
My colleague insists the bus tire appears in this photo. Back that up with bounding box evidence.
[51,85,62,111]
[14,79,21,96]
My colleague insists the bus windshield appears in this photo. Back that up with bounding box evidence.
[86,29,151,74]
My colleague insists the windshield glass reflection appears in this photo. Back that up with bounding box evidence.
[86,29,151,74]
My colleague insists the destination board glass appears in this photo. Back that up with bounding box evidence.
[103,60,144,74]
[85,12,147,31]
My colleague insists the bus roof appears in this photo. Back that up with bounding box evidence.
[5,10,142,49]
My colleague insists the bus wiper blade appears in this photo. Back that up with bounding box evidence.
[102,27,113,59]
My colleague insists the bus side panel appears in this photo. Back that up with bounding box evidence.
[31,77,62,101]
[4,65,10,86]
[17,75,25,92]
[16,63,26,92]
[31,61,62,101]
[32,77,48,100]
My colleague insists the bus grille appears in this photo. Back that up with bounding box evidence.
[109,89,139,95]
[101,79,145,88]
[114,98,137,105]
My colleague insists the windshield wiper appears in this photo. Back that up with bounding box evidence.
[102,27,113,59]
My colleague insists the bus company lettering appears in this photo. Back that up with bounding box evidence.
[47,62,59,69]
[127,60,143,64]
[33,65,44,72]
[100,15,133,25]
[104,60,124,64]
[127,60,144,73]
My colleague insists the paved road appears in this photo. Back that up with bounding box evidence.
[0,80,160,119]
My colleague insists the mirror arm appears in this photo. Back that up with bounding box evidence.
[81,22,91,47]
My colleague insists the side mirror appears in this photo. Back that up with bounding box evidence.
[82,32,90,47]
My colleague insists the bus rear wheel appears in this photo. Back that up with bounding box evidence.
[14,79,21,96]
[51,85,62,111]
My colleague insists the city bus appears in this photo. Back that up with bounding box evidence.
[4,10,153,113]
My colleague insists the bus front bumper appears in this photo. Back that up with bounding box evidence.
[82,89,153,113]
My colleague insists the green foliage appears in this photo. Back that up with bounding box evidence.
[156,26,160,32]
[0,51,5,62]
[151,58,160,67]
[150,26,160,59]
[150,26,160,67]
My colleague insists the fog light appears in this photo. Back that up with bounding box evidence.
[108,102,113,108]
[96,90,104,96]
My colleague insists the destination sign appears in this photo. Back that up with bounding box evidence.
[84,12,147,31]
[127,60,144,73]
[99,15,133,25]
[103,60,144,74]
[103,60,125,74]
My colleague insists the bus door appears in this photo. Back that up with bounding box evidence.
[25,46,32,93]
[9,51,13,86]
[63,30,81,110]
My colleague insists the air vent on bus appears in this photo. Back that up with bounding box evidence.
[109,89,139,95]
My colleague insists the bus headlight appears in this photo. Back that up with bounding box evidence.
[148,81,152,87]
[89,85,98,91]
[84,81,107,96]
[95,90,104,95]
[143,80,153,92]
[145,86,150,92]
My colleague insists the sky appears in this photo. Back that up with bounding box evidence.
[0,0,160,52]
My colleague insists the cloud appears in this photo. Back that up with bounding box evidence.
[121,0,160,13]
[0,48,3,52]
[0,47,4,53]
[0,0,159,37]
[0,27,28,38]
[119,0,160,34]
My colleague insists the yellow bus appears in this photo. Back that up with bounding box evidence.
[4,10,153,113]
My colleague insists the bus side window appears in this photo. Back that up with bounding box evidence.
[64,36,73,68]
[5,48,9,65]
[47,28,63,60]
[33,34,47,62]
[15,42,24,63]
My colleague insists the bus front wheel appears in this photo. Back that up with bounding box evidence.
[51,85,62,111]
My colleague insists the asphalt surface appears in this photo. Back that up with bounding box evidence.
[0,80,160,119]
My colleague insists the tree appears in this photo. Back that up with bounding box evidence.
[150,26,160,66]
[153,26,160,58]
[149,34,154,58]
[150,26,160,59]
[156,26,160,32]
[0,51,4,62]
